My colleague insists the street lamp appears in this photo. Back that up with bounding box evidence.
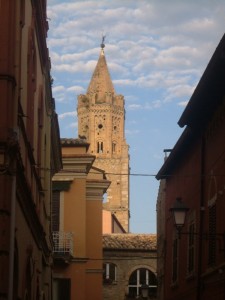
[141,284,149,299]
[170,197,189,237]
[170,198,225,247]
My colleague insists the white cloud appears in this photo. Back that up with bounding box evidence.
[165,84,195,102]
[58,111,77,120]
[52,85,65,93]
[67,86,85,94]
[178,101,189,107]
[125,129,140,135]
[128,104,142,110]
[68,122,78,128]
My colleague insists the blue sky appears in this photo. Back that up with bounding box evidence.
[47,0,225,233]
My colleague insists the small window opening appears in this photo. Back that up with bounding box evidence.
[112,142,116,153]
[97,141,103,153]
[103,263,117,284]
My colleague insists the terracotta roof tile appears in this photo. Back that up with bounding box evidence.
[61,138,89,147]
[103,234,156,251]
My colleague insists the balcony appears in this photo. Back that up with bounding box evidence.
[52,231,73,263]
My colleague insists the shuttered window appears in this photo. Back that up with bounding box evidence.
[208,204,216,265]
[52,191,60,232]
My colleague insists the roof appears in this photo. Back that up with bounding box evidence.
[87,48,115,100]
[61,138,89,148]
[103,234,157,251]
[156,127,195,179]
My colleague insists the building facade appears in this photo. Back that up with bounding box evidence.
[77,44,130,232]
[103,234,157,300]
[52,139,110,300]
[156,174,166,300]
[156,34,225,300]
[0,1,61,299]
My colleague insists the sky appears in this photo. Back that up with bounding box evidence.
[47,0,225,233]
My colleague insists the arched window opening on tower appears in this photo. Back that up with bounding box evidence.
[97,141,103,153]
[112,142,116,153]
[128,268,157,298]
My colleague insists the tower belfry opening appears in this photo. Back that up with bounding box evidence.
[77,43,130,232]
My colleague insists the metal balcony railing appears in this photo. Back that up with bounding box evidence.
[52,231,73,257]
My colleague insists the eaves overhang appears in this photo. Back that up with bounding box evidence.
[61,138,90,150]
[156,127,197,180]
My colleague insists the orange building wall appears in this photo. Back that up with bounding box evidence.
[53,141,110,300]
[86,199,103,299]
[103,210,112,233]
[64,179,87,257]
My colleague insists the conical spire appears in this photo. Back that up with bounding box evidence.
[87,43,115,102]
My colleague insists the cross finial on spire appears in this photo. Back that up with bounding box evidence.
[101,34,106,49]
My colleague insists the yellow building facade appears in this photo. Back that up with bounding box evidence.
[52,139,110,300]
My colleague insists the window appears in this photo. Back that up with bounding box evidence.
[188,223,195,274]
[27,25,37,147]
[128,268,157,298]
[172,238,178,283]
[97,141,103,153]
[24,255,33,299]
[103,263,117,284]
[37,85,43,176]
[52,191,60,232]
[53,278,71,300]
[112,142,116,153]
[208,204,216,265]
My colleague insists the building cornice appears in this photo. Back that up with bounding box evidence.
[86,179,110,200]
[53,155,96,180]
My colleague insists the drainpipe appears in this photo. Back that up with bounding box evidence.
[8,170,16,300]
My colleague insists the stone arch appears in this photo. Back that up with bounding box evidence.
[125,264,156,282]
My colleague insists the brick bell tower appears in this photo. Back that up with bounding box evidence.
[77,40,130,232]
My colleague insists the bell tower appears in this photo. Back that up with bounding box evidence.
[77,41,130,232]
